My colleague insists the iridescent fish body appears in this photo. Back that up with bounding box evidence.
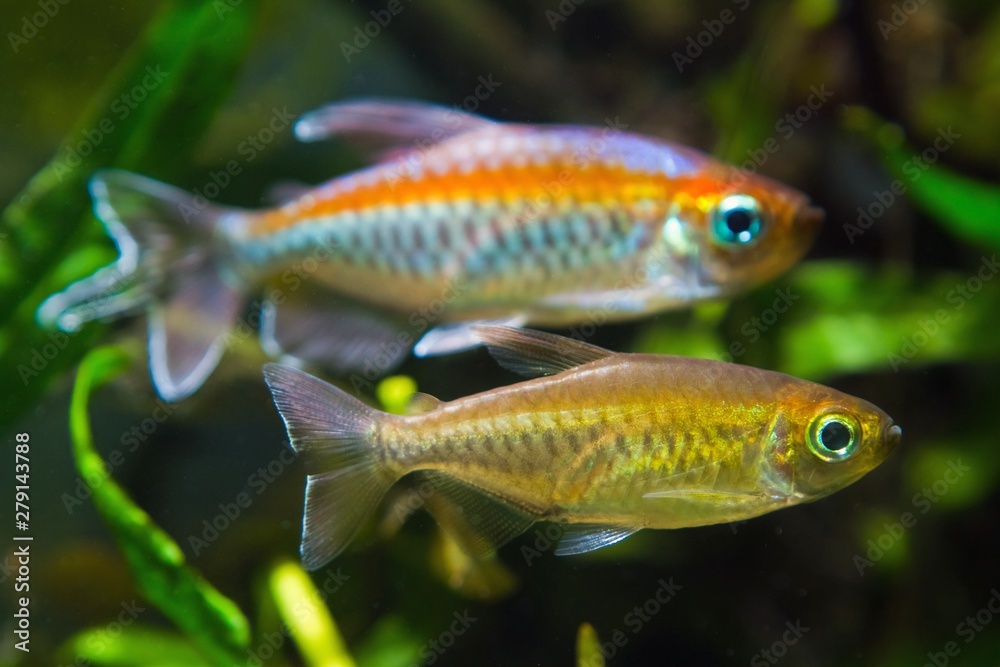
[264,327,900,570]
[38,99,822,400]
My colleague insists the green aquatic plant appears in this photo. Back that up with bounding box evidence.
[0,0,260,430]
[63,345,250,665]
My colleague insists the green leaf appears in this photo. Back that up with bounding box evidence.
[62,625,213,667]
[635,261,1000,381]
[0,0,261,430]
[267,559,357,667]
[577,623,606,667]
[844,106,1000,251]
[69,346,251,665]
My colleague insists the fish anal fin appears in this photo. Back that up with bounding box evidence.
[472,325,614,378]
[417,471,537,557]
[260,286,411,376]
[555,524,639,556]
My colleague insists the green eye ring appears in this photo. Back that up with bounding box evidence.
[711,194,764,247]
[807,412,861,463]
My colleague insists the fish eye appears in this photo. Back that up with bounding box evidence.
[807,413,861,463]
[711,195,764,247]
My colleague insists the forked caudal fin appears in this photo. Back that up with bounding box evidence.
[36,170,247,401]
[262,363,397,570]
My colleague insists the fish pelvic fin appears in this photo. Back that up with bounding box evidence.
[472,325,614,378]
[37,170,248,401]
[416,471,538,557]
[263,363,397,570]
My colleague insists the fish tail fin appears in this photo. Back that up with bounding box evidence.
[263,363,398,570]
[37,169,247,401]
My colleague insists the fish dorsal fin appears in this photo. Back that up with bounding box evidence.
[472,326,614,378]
[417,471,537,557]
[413,317,528,358]
[294,99,495,157]
[405,392,442,415]
[555,524,639,556]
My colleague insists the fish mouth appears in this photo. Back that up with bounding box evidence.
[884,422,902,450]
[795,204,825,237]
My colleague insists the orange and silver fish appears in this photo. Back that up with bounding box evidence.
[38,99,823,401]
[263,326,900,570]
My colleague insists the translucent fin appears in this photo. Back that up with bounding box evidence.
[644,461,766,509]
[418,471,537,557]
[37,170,246,401]
[555,524,639,556]
[259,288,411,375]
[472,326,613,378]
[405,392,442,415]
[413,316,526,358]
[262,363,397,570]
[642,489,765,502]
[294,98,495,157]
[148,263,243,401]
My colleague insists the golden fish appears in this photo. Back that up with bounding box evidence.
[264,326,900,570]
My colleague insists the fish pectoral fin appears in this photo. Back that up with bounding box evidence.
[260,286,411,375]
[471,325,614,378]
[294,99,496,158]
[413,317,527,357]
[642,489,766,507]
[417,471,538,557]
[554,524,639,556]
